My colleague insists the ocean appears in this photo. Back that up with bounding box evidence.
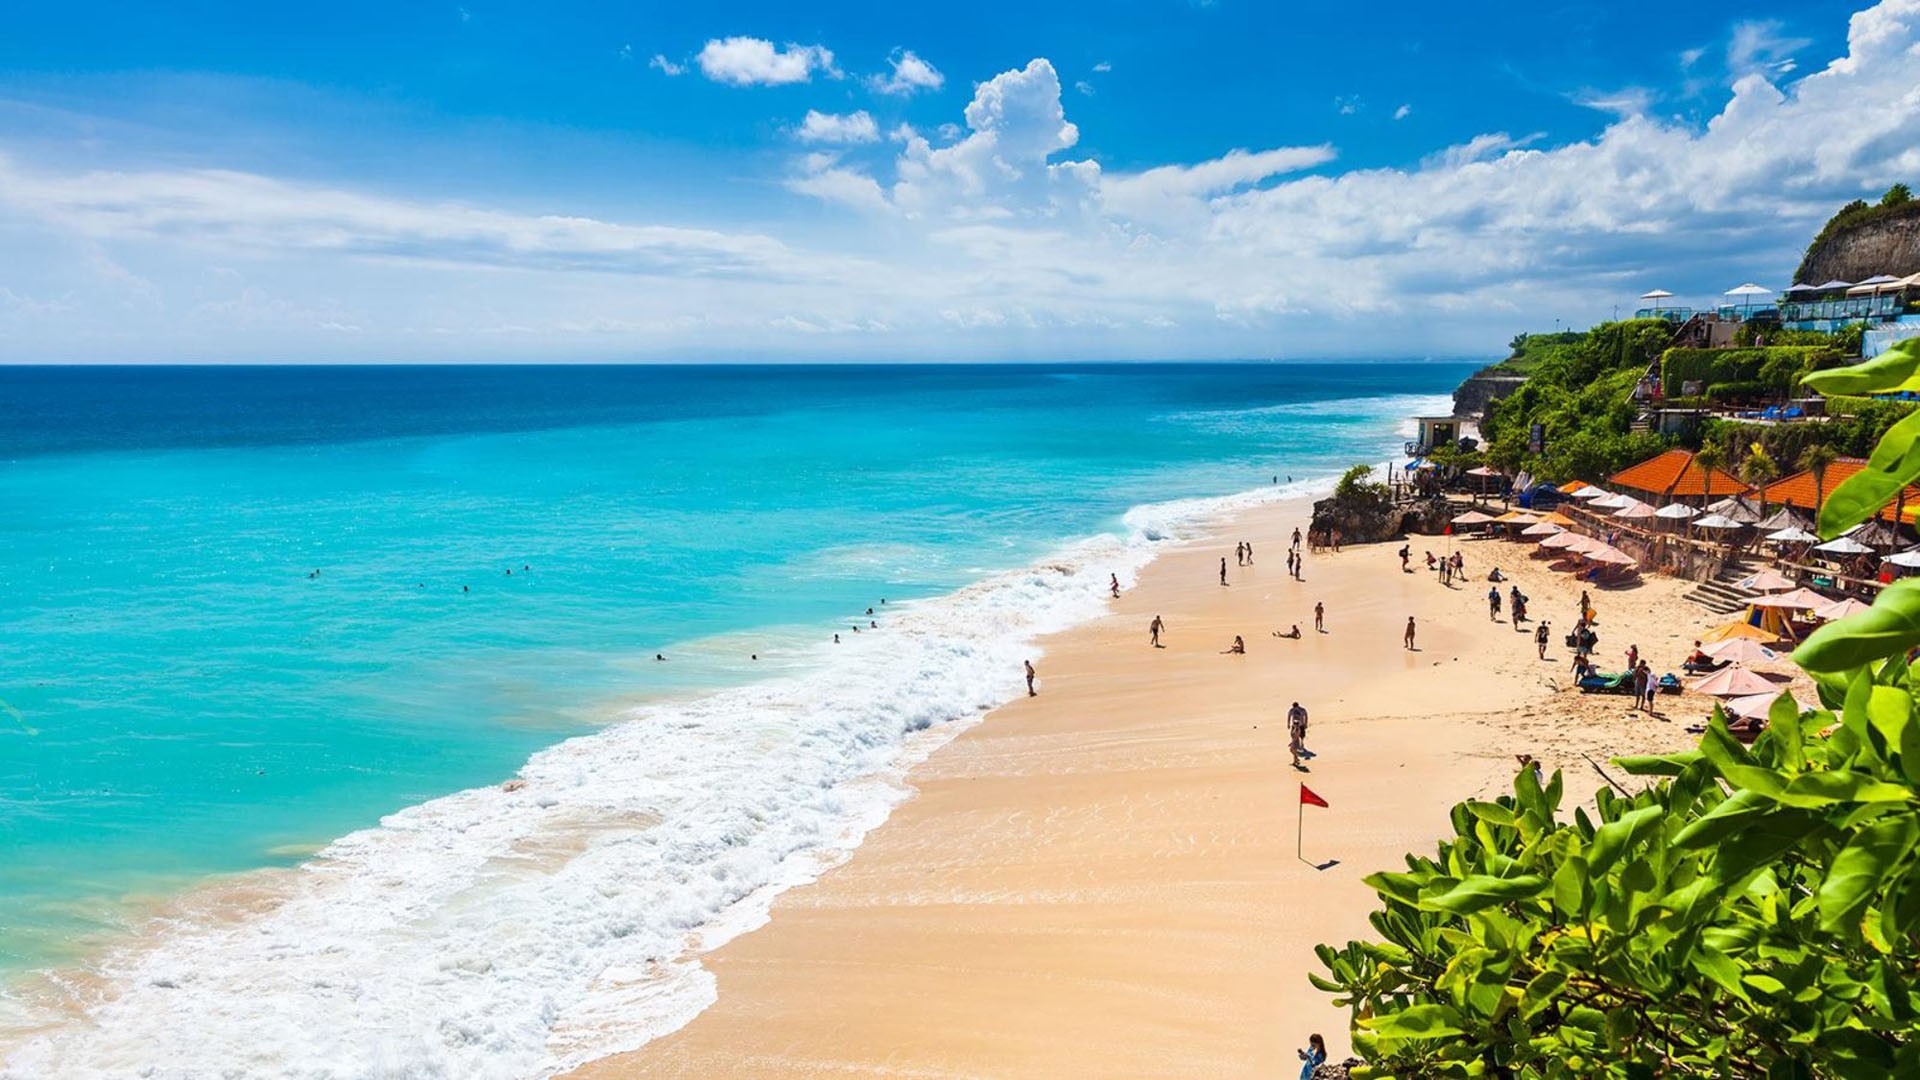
[0,361,1471,1077]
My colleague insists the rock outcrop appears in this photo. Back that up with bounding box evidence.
[1310,491,1452,544]
[1453,369,1528,423]
[1311,1058,1363,1079]
[1797,202,1920,284]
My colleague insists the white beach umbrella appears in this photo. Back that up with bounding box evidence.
[1886,549,1920,569]
[1568,486,1608,501]
[1734,568,1796,592]
[1589,492,1633,509]
[1540,531,1587,550]
[1692,514,1745,530]
[1613,501,1656,520]
[1585,546,1637,565]
[1451,510,1497,525]
[1724,283,1772,316]
[1813,536,1875,555]
[1722,691,1796,721]
[1521,522,1565,537]
[1766,527,1819,544]
[1654,503,1699,520]
[1692,666,1785,697]
[1812,597,1872,621]
[1702,638,1781,665]
[1750,588,1830,610]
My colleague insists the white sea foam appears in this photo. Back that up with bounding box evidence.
[0,477,1338,1080]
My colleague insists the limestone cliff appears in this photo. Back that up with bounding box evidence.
[1796,200,1920,284]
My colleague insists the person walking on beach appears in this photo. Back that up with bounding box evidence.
[1245,541,1254,564]
[1220,557,1228,586]
[1487,586,1502,621]
[1025,660,1037,697]
[1640,661,1658,712]
[1535,621,1550,660]
[1399,544,1411,572]
[1287,701,1310,767]
[1109,573,1121,598]
[1291,527,1302,551]
[1298,1034,1327,1079]
[1150,614,1165,648]
[1236,542,1246,567]
[1314,601,1325,633]
[1629,662,1649,711]
[1404,616,1417,650]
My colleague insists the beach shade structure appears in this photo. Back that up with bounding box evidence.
[1640,288,1675,316]
[1754,506,1813,532]
[1539,531,1588,550]
[1703,496,1762,523]
[1785,282,1819,295]
[1750,587,1831,610]
[1538,511,1576,527]
[1813,536,1875,556]
[1589,492,1633,510]
[1701,619,1779,644]
[1612,501,1656,520]
[1520,521,1565,538]
[1725,282,1773,316]
[1494,510,1540,523]
[1815,280,1856,291]
[1692,665,1786,698]
[1723,691,1794,722]
[1846,275,1902,296]
[1584,546,1638,565]
[1654,503,1699,521]
[1560,480,1595,495]
[1691,513,1746,531]
[1466,466,1502,477]
[1845,520,1905,550]
[1451,510,1497,526]
[1886,548,1920,569]
[1812,597,1872,621]
[1734,567,1797,592]
[1568,486,1609,501]
[1765,527,1819,544]
[1702,638,1781,665]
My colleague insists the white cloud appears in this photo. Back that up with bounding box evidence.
[1679,46,1707,69]
[869,49,944,96]
[1075,80,1095,97]
[1092,61,1112,73]
[695,37,838,87]
[1393,103,1411,121]
[1333,95,1362,115]
[796,110,879,144]
[1572,86,1655,118]
[8,1,1920,362]
[1730,19,1813,77]
[649,54,684,76]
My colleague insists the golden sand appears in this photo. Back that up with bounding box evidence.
[562,497,1791,1077]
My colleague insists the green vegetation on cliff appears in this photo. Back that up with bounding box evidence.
[1794,184,1920,283]
[1477,320,1672,482]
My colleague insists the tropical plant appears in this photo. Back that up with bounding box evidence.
[1312,339,1920,1078]
[1742,444,1779,519]
[1693,441,1726,506]
[1801,442,1840,516]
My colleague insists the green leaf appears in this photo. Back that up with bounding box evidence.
[1819,813,1920,934]
[1802,338,1920,396]
[1767,691,1806,772]
[1615,750,1704,776]
[1794,580,1920,674]
[1588,805,1663,876]
[1360,1002,1465,1040]
[1673,788,1775,849]
[1777,770,1914,807]
[1816,406,1920,539]
[1421,873,1549,915]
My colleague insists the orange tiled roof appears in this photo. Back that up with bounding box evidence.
[1757,459,1920,524]
[1608,449,1749,500]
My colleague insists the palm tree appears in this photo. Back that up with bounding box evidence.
[1800,443,1838,522]
[1693,441,1727,509]
[1743,444,1779,521]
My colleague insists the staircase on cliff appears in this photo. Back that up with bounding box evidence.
[1682,557,1763,614]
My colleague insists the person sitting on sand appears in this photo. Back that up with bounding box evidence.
[1425,551,1437,570]
[1224,635,1246,654]
[1274,624,1302,639]
[1488,567,1505,583]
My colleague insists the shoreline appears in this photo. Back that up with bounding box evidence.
[565,493,1766,1078]
[0,474,1356,1076]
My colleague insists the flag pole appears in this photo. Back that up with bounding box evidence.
[1297,792,1304,861]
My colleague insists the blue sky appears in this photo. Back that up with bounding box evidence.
[1,0,1914,361]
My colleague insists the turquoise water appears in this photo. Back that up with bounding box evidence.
[0,362,1469,1074]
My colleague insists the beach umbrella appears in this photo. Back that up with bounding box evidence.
[1703,638,1781,664]
[1724,282,1772,316]
[1722,691,1797,721]
[1640,288,1674,316]
[1538,511,1575,527]
[1451,510,1497,525]
[1766,527,1819,544]
[1568,487,1608,501]
[1845,520,1904,550]
[1885,549,1920,568]
[1585,546,1637,565]
[1701,620,1777,644]
[1692,666,1785,697]
[1691,513,1745,530]
[1815,280,1855,291]
[1812,597,1872,621]
[1785,282,1818,294]
[1755,507,1812,532]
[1494,510,1540,523]
[1589,492,1633,509]
[1540,531,1587,550]
[1560,480,1594,495]
[1704,496,1761,523]
[1521,522,1564,537]
[1466,466,1501,477]
[1813,536,1875,555]
[1654,503,1699,520]
[1734,568,1796,592]
[1613,501,1656,520]
[1750,587,1829,610]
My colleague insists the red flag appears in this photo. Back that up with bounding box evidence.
[1300,784,1329,808]
[1444,525,1453,536]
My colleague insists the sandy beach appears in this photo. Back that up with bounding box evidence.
[568,495,1782,1079]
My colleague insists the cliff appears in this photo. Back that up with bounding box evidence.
[1453,369,1528,422]
[1795,200,1920,284]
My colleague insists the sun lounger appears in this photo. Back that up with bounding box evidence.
[1578,673,1632,694]
[1658,673,1682,695]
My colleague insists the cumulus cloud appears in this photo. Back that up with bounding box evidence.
[695,37,838,86]
[796,110,879,144]
[868,49,944,95]
[7,1,1920,362]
